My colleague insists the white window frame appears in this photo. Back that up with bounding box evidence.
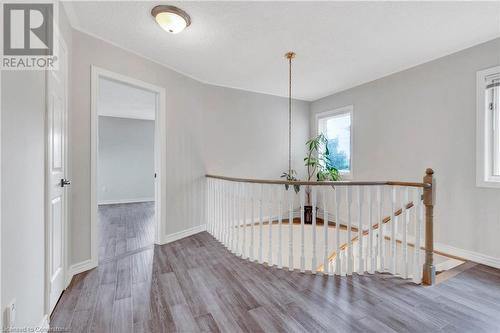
[476,66,500,188]
[315,105,354,179]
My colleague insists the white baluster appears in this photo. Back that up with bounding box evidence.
[278,185,283,269]
[390,186,397,274]
[216,180,220,241]
[232,182,236,253]
[259,184,264,263]
[358,186,364,274]
[347,187,353,275]
[414,187,423,284]
[402,187,409,279]
[250,184,255,261]
[220,181,224,244]
[218,180,222,242]
[224,181,228,246]
[288,187,294,271]
[378,185,385,272]
[341,249,347,276]
[227,181,234,253]
[323,187,329,275]
[233,182,238,253]
[268,185,273,266]
[236,182,241,256]
[212,179,215,238]
[334,187,341,275]
[311,186,317,273]
[207,179,211,234]
[242,183,246,259]
[368,187,375,274]
[226,181,230,247]
[300,186,305,272]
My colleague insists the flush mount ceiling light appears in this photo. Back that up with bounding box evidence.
[151,5,191,34]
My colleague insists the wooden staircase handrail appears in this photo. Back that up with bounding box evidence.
[317,201,415,272]
[206,174,431,188]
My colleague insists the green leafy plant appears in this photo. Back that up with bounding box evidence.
[281,169,300,193]
[304,133,342,182]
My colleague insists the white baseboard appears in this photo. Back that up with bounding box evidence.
[435,242,500,269]
[98,198,154,205]
[38,314,49,331]
[160,224,207,245]
[66,259,97,286]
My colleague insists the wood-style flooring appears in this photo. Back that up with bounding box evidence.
[50,203,500,332]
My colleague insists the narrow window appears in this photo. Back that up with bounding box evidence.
[489,77,500,176]
[317,106,353,178]
[477,66,500,188]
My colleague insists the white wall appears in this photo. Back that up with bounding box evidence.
[0,1,74,328]
[1,71,46,329]
[98,116,155,204]
[203,84,310,179]
[69,29,311,266]
[311,38,500,265]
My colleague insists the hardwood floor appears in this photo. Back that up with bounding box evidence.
[97,202,155,263]
[51,203,500,332]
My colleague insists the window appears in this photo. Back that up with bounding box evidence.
[317,105,353,178]
[477,66,500,188]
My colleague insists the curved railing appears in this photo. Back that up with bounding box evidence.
[205,169,436,285]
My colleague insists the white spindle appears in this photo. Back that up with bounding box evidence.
[259,184,264,263]
[390,186,397,274]
[323,187,329,275]
[236,182,241,256]
[231,182,235,252]
[357,186,364,274]
[221,181,225,244]
[414,187,423,283]
[268,186,273,265]
[216,180,220,241]
[250,184,255,261]
[346,187,353,275]
[207,179,211,234]
[378,186,385,272]
[225,181,229,246]
[368,187,375,274]
[278,185,283,269]
[225,182,229,247]
[300,186,305,272]
[242,183,246,259]
[311,187,317,273]
[334,187,341,275]
[218,180,222,242]
[211,180,215,235]
[402,187,409,279]
[288,187,294,271]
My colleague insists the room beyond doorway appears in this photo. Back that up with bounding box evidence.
[90,66,166,267]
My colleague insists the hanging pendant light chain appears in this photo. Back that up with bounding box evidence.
[285,51,295,177]
[288,55,292,175]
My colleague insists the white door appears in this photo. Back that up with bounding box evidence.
[47,37,68,313]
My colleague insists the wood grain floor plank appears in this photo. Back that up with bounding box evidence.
[51,203,500,333]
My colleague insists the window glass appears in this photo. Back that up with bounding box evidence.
[318,111,351,174]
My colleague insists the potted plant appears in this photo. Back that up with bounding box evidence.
[303,133,341,223]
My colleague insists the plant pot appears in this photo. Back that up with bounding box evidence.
[304,205,313,224]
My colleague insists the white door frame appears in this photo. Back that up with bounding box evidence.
[90,66,166,268]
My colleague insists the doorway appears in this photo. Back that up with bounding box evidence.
[91,67,165,267]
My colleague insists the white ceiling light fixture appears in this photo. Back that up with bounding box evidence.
[151,5,191,34]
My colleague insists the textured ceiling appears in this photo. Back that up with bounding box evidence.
[64,1,500,101]
[98,77,156,120]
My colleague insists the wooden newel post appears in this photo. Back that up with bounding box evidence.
[422,168,436,285]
